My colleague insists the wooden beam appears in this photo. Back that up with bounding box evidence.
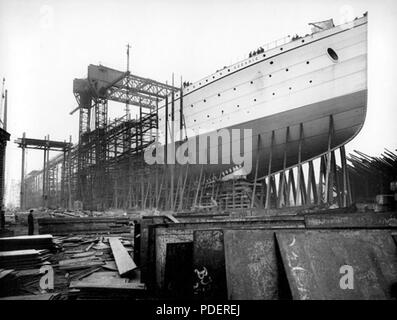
[251,135,261,208]
[265,131,275,210]
[109,237,137,277]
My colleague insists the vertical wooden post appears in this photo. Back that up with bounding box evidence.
[278,127,289,208]
[194,165,204,208]
[20,133,26,210]
[287,169,296,205]
[299,165,307,205]
[265,131,274,210]
[307,160,317,204]
[170,76,175,211]
[67,136,72,210]
[340,145,350,207]
[251,135,261,208]
[324,115,334,204]
[318,155,327,205]
[178,164,189,211]
[331,150,341,207]
[296,123,303,206]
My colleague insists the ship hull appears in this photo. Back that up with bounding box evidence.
[182,88,367,179]
[155,16,368,180]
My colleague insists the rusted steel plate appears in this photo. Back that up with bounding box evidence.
[224,230,291,300]
[276,230,397,300]
[193,230,227,300]
[304,211,397,228]
[164,242,193,299]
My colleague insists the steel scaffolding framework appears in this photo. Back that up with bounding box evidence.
[20,65,359,213]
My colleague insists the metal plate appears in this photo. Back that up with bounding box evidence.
[193,230,227,300]
[224,229,291,300]
[305,211,397,228]
[276,230,397,300]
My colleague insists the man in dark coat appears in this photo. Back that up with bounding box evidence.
[28,209,34,235]
[0,209,5,229]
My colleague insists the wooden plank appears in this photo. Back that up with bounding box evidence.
[0,249,39,258]
[71,267,102,281]
[276,230,397,300]
[69,271,145,290]
[109,237,137,277]
[71,251,96,259]
[163,213,179,223]
[59,256,100,266]
[59,260,104,271]
[85,242,95,252]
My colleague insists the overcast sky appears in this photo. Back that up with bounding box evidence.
[1,0,396,206]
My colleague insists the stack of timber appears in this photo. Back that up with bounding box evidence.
[0,269,19,297]
[0,249,51,270]
[348,149,397,202]
[217,180,262,210]
[38,217,130,235]
[0,268,59,297]
[0,235,55,251]
[66,236,145,299]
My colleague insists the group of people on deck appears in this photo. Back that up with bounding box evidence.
[249,47,265,58]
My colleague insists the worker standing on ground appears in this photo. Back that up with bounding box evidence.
[28,209,34,235]
[0,207,5,229]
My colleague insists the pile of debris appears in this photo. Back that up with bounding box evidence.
[53,234,145,299]
[0,249,52,270]
[0,235,59,297]
[0,227,146,300]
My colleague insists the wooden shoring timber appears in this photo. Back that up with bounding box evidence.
[317,155,327,205]
[287,168,297,206]
[324,115,334,204]
[178,164,189,211]
[251,134,261,208]
[340,145,352,206]
[265,131,275,209]
[296,123,304,206]
[193,165,204,208]
[277,127,290,208]
[307,160,317,204]
[298,165,307,205]
[331,150,340,207]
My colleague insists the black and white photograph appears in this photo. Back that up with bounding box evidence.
[0,0,396,308]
